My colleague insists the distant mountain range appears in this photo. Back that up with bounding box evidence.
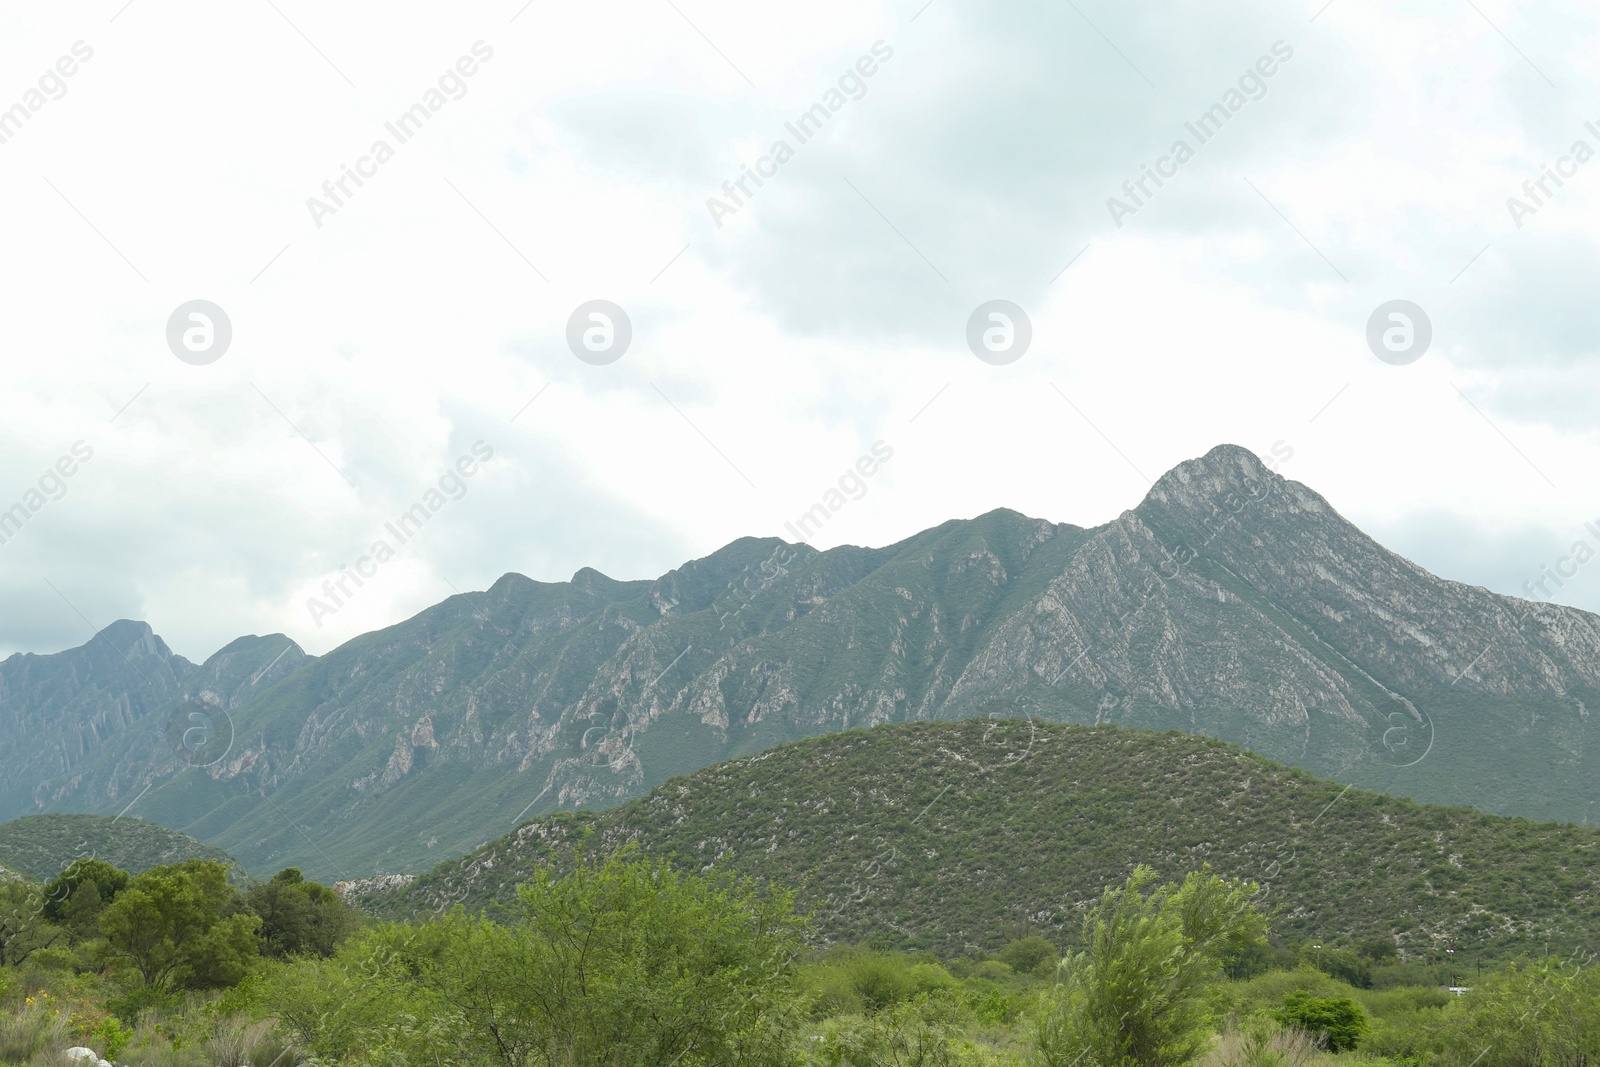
[355,721,1600,961]
[2,444,1597,881]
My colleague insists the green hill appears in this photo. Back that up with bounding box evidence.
[0,814,246,881]
[361,721,1600,963]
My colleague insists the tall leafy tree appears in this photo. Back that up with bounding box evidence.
[41,858,129,935]
[0,880,63,965]
[247,867,355,958]
[1036,866,1267,1067]
[98,859,260,990]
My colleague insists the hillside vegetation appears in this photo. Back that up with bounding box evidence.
[0,815,244,881]
[10,847,1597,1065]
[363,721,1600,961]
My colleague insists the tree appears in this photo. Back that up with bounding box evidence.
[1299,942,1372,988]
[1275,991,1368,1052]
[246,867,355,958]
[98,859,260,991]
[266,848,808,1066]
[1355,936,1399,965]
[1036,866,1268,1067]
[41,858,129,933]
[0,880,63,965]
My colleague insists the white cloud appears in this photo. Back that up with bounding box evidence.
[0,0,1596,659]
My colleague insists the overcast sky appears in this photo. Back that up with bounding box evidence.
[1,0,1597,661]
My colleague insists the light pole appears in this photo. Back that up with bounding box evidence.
[1313,943,1322,972]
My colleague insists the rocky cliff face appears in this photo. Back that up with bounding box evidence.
[0,627,310,819]
[3,445,1597,880]
[0,621,193,815]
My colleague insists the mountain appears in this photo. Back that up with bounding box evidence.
[0,624,310,817]
[0,814,244,881]
[0,620,195,819]
[2,444,1598,881]
[357,720,1600,962]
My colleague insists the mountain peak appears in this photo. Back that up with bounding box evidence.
[1137,443,1311,524]
[570,566,623,594]
[96,618,153,641]
[1146,443,1274,497]
[487,572,536,597]
[92,619,183,664]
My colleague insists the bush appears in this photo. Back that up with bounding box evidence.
[1274,991,1367,1053]
[811,994,966,1067]
[996,936,1056,976]
[802,950,951,1015]
[1036,866,1267,1067]
[1203,1018,1324,1067]
[843,953,919,1013]
[260,849,808,1066]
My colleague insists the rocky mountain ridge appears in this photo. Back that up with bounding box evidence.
[2,444,1596,880]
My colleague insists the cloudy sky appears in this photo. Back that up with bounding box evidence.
[1,0,1597,661]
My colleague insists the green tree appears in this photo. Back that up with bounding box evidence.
[98,859,260,991]
[1275,991,1367,1052]
[1355,936,1399,965]
[266,848,807,1066]
[1298,942,1372,988]
[1036,866,1268,1067]
[246,867,355,958]
[41,858,129,933]
[0,880,63,965]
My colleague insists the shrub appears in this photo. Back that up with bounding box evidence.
[1036,866,1267,1067]
[996,936,1056,975]
[1274,991,1367,1053]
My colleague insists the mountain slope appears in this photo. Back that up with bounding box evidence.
[0,814,245,881]
[2,444,1598,881]
[0,620,195,818]
[359,721,1600,961]
[0,626,311,817]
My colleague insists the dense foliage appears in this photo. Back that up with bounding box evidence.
[1276,992,1368,1052]
[6,849,1600,1065]
[0,854,351,1064]
[246,869,356,960]
[262,849,806,1066]
[366,722,1600,962]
